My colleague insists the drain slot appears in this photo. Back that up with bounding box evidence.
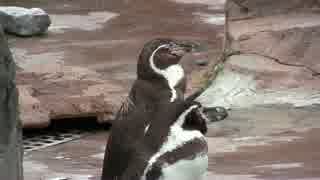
[23,116,110,153]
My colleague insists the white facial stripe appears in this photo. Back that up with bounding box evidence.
[141,105,204,180]
[160,154,208,180]
[149,44,185,102]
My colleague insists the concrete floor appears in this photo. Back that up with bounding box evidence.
[23,106,320,180]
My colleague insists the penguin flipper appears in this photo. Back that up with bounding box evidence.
[101,122,136,180]
[101,98,135,180]
[102,98,150,180]
[203,106,228,122]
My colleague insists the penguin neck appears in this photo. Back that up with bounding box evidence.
[149,45,185,102]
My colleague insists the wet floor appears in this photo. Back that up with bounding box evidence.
[23,106,320,180]
[208,128,320,180]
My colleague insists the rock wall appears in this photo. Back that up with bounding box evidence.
[199,0,320,109]
[0,25,23,180]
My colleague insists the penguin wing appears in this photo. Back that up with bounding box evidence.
[102,98,150,180]
[101,97,135,179]
[101,124,131,180]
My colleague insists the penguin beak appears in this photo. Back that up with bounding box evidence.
[174,40,198,53]
[168,40,195,57]
[202,106,228,123]
[169,43,189,57]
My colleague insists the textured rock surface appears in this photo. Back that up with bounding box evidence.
[15,64,126,128]
[0,25,23,180]
[18,85,50,128]
[0,6,51,36]
[5,0,224,128]
[199,0,320,109]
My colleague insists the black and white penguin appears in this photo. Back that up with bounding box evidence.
[101,38,227,180]
[101,38,192,180]
[119,93,209,180]
[120,38,192,118]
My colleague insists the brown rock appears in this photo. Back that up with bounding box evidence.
[8,0,225,129]
[228,0,320,19]
[227,0,320,74]
[16,69,126,127]
[200,0,320,108]
[18,85,50,128]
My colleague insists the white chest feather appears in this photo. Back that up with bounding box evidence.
[141,128,205,180]
[149,45,185,102]
[161,64,184,102]
[163,65,184,88]
[160,154,208,180]
[141,106,206,180]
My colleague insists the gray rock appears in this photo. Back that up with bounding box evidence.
[0,6,51,36]
[0,25,23,179]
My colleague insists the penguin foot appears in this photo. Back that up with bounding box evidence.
[203,106,228,122]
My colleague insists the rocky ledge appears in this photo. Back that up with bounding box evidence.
[199,0,320,109]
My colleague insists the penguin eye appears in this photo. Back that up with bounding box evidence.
[168,42,176,47]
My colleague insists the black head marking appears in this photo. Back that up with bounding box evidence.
[137,38,192,80]
[182,101,208,135]
[150,99,208,136]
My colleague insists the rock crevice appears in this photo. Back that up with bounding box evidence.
[242,52,320,76]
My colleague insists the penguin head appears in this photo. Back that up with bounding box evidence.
[181,101,208,135]
[157,98,208,135]
[154,89,208,135]
[137,38,192,79]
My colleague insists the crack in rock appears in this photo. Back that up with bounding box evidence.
[239,51,320,76]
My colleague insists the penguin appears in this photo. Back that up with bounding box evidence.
[126,37,227,124]
[101,38,227,180]
[119,92,209,180]
[117,38,192,120]
[101,38,193,180]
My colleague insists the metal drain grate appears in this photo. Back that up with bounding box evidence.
[23,130,85,153]
[23,117,110,153]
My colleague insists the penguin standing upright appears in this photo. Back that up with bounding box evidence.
[119,93,209,180]
[101,38,193,180]
[101,38,228,180]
